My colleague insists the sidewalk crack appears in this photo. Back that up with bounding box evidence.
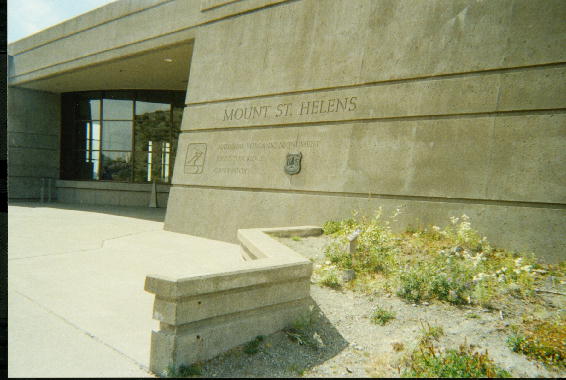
[11,289,153,376]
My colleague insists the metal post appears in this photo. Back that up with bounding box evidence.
[40,178,45,203]
[47,178,52,202]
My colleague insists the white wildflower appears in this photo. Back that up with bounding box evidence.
[432,225,441,232]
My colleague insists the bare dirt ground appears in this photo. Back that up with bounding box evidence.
[192,236,564,378]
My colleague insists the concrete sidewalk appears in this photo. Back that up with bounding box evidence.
[8,203,243,378]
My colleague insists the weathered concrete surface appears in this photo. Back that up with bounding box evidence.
[8,87,60,200]
[145,226,314,375]
[8,203,242,377]
[56,180,171,208]
[187,0,566,103]
[8,0,289,91]
[166,187,566,264]
[165,0,566,263]
[173,114,566,204]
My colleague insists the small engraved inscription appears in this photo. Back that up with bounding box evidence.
[284,152,302,175]
[184,143,207,174]
[206,139,319,177]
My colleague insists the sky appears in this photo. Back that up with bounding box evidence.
[8,0,117,43]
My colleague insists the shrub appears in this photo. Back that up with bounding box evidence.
[507,318,565,368]
[322,220,342,235]
[370,306,396,326]
[418,322,444,345]
[318,212,544,308]
[284,313,319,350]
[397,266,430,303]
[402,343,511,378]
[319,270,342,289]
[324,241,352,269]
[243,335,265,355]
[165,363,202,377]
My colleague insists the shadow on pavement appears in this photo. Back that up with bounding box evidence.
[8,201,167,222]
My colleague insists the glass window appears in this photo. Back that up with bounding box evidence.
[84,150,101,180]
[136,101,170,116]
[134,109,171,151]
[77,99,100,120]
[133,146,171,184]
[102,121,133,151]
[82,121,101,151]
[100,151,132,181]
[60,90,185,183]
[103,99,133,120]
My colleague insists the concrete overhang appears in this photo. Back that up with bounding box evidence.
[9,42,193,94]
[7,0,290,95]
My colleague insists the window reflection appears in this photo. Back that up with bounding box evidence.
[101,151,132,181]
[133,142,171,183]
[77,99,100,120]
[102,121,133,151]
[61,90,185,183]
[134,107,171,151]
[136,101,170,116]
[103,99,133,120]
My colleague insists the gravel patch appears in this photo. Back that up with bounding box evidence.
[188,236,564,378]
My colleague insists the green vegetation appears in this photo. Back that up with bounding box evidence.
[291,236,302,242]
[507,316,565,369]
[322,220,342,235]
[315,209,562,309]
[418,322,444,345]
[318,269,342,289]
[399,322,509,378]
[370,306,396,326]
[402,344,511,378]
[243,335,265,355]
[283,313,319,350]
[165,363,202,377]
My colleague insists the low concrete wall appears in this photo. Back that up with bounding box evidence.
[144,226,318,375]
[56,180,170,208]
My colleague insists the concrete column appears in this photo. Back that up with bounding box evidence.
[8,87,60,201]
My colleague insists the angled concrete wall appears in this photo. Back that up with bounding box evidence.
[8,87,61,200]
[145,226,314,375]
[164,0,566,263]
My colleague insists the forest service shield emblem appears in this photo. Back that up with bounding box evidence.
[284,152,302,175]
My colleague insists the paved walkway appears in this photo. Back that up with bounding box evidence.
[8,202,243,378]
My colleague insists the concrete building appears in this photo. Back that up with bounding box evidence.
[7,0,566,262]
